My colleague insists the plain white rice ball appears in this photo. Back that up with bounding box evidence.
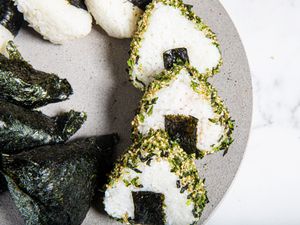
[85,0,142,38]
[14,0,93,44]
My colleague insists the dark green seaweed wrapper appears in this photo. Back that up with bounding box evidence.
[132,191,165,225]
[0,100,87,154]
[68,0,87,10]
[130,0,152,10]
[165,114,199,156]
[0,41,73,108]
[163,48,190,70]
[2,135,119,225]
[0,0,23,36]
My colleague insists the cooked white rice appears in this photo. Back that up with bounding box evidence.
[14,0,92,44]
[0,25,13,54]
[85,0,142,38]
[133,67,226,153]
[104,131,206,225]
[129,0,221,89]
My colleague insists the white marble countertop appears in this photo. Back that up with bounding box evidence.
[206,0,300,224]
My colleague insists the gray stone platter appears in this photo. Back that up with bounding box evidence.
[0,0,252,224]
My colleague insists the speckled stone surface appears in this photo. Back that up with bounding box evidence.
[0,0,252,224]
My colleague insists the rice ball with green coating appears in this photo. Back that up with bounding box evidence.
[132,65,234,158]
[104,130,207,225]
[128,0,222,90]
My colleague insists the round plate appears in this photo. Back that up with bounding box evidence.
[0,0,252,224]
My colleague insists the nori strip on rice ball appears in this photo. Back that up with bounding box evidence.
[0,0,23,36]
[165,114,198,156]
[132,191,166,225]
[0,41,73,108]
[104,130,207,225]
[128,0,222,90]
[0,100,87,154]
[132,65,234,158]
[163,48,190,70]
[2,135,119,225]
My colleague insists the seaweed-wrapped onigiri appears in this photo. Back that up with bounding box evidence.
[0,0,23,53]
[85,0,146,38]
[128,0,222,90]
[0,100,87,154]
[104,130,207,225]
[14,0,92,44]
[0,41,73,108]
[132,66,234,158]
[2,134,119,225]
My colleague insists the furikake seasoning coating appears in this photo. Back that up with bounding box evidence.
[68,0,87,10]
[132,65,234,158]
[0,100,87,154]
[0,0,23,36]
[0,41,73,108]
[128,0,222,90]
[132,191,166,225]
[163,48,190,70]
[130,0,152,10]
[105,130,207,224]
[165,114,199,156]
[2,135,119,225]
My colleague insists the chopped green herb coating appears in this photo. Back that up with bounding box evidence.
[132,65,234,158]
[107,130,207,223]
[128,0,222,90]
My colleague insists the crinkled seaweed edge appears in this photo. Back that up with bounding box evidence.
[105,130,207,224]
[131,65,234,158]
[128,0,223,90]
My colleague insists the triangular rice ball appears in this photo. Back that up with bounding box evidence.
[104,130,207,225]
[132,66,234,158]
[2,135,119,225]
[128,0,222,90]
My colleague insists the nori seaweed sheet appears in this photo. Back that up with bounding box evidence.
[165,114,199,156]
[0,41,73,108]
[163,48,189,70]
[0,100,87,154]
[130,0,152,10]
[0,0,23,36]
[68,0,87,10]
[132,191,165,225]
[2,135,119,225]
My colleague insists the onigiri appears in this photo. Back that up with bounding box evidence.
[85,0,148,38]
[14,0,92,44]
[104,130,207,225]
[128,0,222,90]
[132,65,234,158]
